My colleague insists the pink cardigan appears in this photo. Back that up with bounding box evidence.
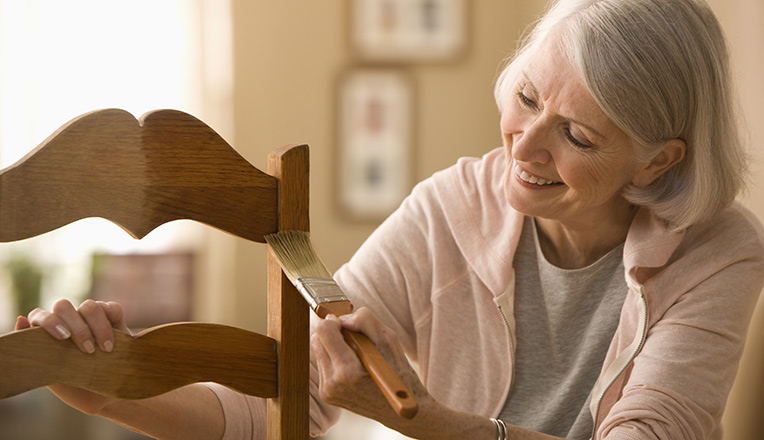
[209,147,764,439]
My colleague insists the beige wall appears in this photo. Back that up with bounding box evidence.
[224,1,543,332]
[706,1,764,437]
[223,1,763,437]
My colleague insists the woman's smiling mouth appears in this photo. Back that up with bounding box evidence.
[513,163,563,186]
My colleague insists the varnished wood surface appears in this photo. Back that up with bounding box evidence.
[0,109,279,242]
[0,324,278,400]
[342,329,419,419]
[0,109,312,439]
[267,144,311,439]
[314,301,354,318]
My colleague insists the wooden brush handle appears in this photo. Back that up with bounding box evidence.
[316,301,418,419]
[342,329,419,419]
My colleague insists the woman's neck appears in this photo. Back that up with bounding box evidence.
[534,206,636,269]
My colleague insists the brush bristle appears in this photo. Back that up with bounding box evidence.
[265,230,332,283]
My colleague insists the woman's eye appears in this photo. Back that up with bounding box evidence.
[516,91,537,110]
[564,128,592,149]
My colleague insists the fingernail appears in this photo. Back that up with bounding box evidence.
[55,325,71,339]
[83,340,96,354]
[103,340,113,353]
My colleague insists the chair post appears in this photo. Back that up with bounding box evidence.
[266,144,310,439]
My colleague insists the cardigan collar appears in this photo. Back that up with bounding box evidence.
[435,147,685,297]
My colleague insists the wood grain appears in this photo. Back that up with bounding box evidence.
[0,110,312,439]
[267,144,311,439]
[0,324,277,399]
[0,109,279,243]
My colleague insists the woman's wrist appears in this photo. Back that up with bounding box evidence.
[390,396,496,440]
[490,418,508,440]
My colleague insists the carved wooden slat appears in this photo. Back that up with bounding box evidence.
[0,109,279,242]
[0,323,278,400]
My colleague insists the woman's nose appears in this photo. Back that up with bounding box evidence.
[507,119,553,164]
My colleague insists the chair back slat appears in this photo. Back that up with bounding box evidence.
[0,109,311,439]
[0,109,279,242]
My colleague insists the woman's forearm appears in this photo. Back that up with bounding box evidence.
[96,384,225,440]
[394,398,565,440]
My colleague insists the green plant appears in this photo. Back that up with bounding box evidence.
[5,255,43,318]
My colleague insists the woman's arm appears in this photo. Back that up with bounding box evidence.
[311,309,565,440]
[95,384,225,440]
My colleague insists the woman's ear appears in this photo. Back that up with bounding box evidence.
[631,139,687,187]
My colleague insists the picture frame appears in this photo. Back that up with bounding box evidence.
[350,0,468,62]
[336,68,414,221]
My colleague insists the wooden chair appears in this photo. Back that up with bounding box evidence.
[0,109,310,439]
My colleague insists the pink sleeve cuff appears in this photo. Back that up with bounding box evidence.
[202,382,265,440]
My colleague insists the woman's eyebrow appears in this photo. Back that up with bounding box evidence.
[520,70,608,142]
[570,117,607,141]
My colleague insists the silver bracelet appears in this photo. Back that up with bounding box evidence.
[490,417,507,440]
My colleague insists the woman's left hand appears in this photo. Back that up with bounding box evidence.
[311,307,495,439]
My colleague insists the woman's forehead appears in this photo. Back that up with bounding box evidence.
[520,39,619,142]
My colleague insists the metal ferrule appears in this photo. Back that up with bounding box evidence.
[294,277,348,310]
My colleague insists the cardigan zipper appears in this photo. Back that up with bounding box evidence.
[496,303,517,397]
[588,280,649,440]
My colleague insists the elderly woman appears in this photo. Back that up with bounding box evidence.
[17,0,764,439]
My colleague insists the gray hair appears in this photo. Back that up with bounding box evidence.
[494,0,746,232]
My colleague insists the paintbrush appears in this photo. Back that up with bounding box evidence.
[265,230,418,419]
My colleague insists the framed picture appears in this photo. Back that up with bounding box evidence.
[336,69,414,221]
[350,0,468,62]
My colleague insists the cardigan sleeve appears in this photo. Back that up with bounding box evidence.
[202,350,342,439]
[199,176,450,439]
[201,161,470,438]
[598,204,764,439]
[334,175,446,363]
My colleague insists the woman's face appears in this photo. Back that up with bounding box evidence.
[501,38,643,228]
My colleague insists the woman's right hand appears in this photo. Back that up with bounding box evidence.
[14,299,131,415]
